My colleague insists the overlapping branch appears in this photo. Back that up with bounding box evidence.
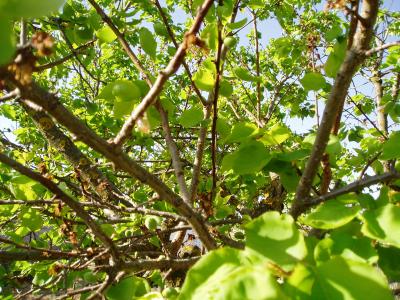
[112,0,215,147]
[0,69,216,250]
[292,0,379,218]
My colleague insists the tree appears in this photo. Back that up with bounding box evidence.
[0,0,399,298]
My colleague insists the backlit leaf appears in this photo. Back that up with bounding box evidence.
[139,27,157,59]
[300,199,360,230]
[246,211,307,269]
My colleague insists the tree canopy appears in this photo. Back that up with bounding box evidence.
[0,0,400,299]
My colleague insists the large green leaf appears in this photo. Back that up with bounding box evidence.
[300,72,326,91]
[193,68,214,91]
[0,18,15,66]
[179,247,286,300]
[314,234,378,265]
[106,276,150,300]
[312,257,392,300]
[223,140,271,175]
[377,246,400,281]
[20,209,43,231]
[245,212,307,269]
[178,106,203,128]
[233,67,260,82]
[113,97,135,118]
[219,79,233,97]
[303,134,341,156]
[381,131,400,160]
[226,18,247,30]
[299,199,360,230]
[261,124,291,145]
[225,122,258,143]
[96,26,117,43]
[0,0,65,18]
[139,27,157,59]
[360,203,400,248]
[324,39,346,78]
[284,263,315,300]
[112,80,141,101]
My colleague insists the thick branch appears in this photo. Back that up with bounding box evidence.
[0,152,118,259]
[304,171,400,210]
[0,71,216,250]
[99,257,199,273]
[0,250,80,262]
[292,0,379,218]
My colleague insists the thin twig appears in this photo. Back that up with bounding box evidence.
[0,152,118,261]
[35,39,96,72]
[0,88,20,102]
[304,170,400,210]
[112,0,215,147]
[365,40,400,56]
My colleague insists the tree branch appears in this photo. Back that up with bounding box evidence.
[365,40,400,56]
[0,151,118,260]
[0,70,216,250]
[292,0,379,218]
[34,39,96,72]
[112,0,215,147]
[303,170,400,211]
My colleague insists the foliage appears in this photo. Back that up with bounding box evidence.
[0,0,400,299]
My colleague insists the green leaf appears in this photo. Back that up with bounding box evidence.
[201,23,218,51]
[312,257,392,300]
[300,72,326,91]
[245,211,307,269]
[107,276,150,300]
[138,292,164,299]
[0,18,15,66]
[178,106,203,128]
[112,80,141,101]
[225,122,258,143]
[226,18,247,31]
[193,68,214,91]
[216,117,231,138]
[326,24,343,42]
[1,0,65,18]
[231,140,271,175]
[314,234,378,265]
[179,247,286,300]
[20,209,43,231]
[134,80,150,97]
[233,67,260,82]
[219,79,233,97]
[97,83,116,100]
[361,203,400,248]
[382,131,400,160]
[113,97,135,118]
[261,124,291,145]
[377,246,400,281]
[147,106,161,130]
[96,26,117,43]
[325,39,347,78]
[139,28,157,59]
[284,263,315,300]
[153,22,168,37]
[299,199,360,230]
[248,0,264,9]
